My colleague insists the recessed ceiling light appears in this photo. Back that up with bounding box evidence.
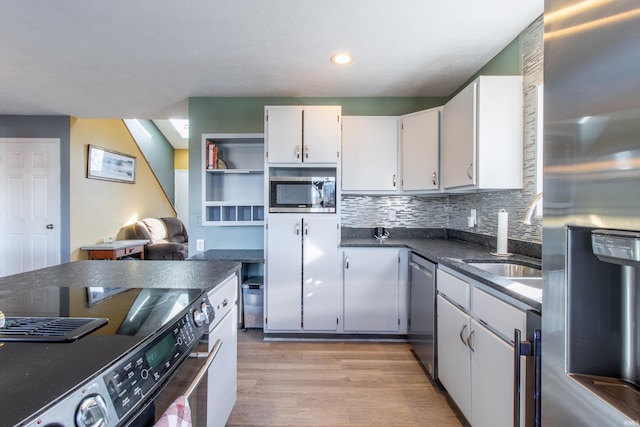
[330,53,352,65]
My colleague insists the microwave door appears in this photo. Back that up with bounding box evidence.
[275,182,314,208]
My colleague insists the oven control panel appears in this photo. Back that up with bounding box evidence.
[102,308,206,420]
[23,294,214,427]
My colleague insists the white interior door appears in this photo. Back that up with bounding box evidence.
[174,169,188,230]
[0,138,60,277]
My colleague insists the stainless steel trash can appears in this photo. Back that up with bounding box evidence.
[242,282,263,329]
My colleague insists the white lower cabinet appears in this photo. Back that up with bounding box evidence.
[265,215,339,332]
[470,318,514,427]
[437,268,527,427]
[342,248,404,333]
[437,295,472,420]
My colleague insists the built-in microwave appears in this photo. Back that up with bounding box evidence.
[269,176,336,213]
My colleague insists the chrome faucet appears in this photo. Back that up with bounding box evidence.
[520,192,543,225]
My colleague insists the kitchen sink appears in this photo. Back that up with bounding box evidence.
[466,262,541,278]
[509,277,542,289]
[464,260,542,302]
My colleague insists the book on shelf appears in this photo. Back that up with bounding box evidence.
[206,142,219,170]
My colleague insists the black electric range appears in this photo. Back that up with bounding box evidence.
[0,284,213,427]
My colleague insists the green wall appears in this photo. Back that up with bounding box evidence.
[124,119,176,203]
[189,97,446,136]
[450,34,523,98]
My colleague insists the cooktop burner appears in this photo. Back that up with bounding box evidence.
[0,316,108,342]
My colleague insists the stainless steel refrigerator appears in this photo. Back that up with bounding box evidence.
[543,0,640,425]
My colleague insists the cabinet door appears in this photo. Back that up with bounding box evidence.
[265,106,304,163]
[401,109,440,191]
[442,82,476,189]
[303,106,341,163]
[302,216,339,331]
[341,116,399,191]
[437,295,471,421]
[470,319,514,427]
[343,249,400,332]
[265,215,302,331]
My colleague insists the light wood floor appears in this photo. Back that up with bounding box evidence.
[226,329,467,426]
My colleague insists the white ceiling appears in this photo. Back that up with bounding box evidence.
[0,1,542,146]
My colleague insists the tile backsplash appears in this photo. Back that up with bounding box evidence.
[341,178,542,244]
[341,191,541,245]
[340,195,449,228]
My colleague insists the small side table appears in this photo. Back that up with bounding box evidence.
[81,239,150,260]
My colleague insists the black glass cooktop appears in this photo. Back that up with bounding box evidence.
[0,285,205,427]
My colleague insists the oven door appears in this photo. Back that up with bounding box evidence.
[145,304,238,427]
[145,342,214,427]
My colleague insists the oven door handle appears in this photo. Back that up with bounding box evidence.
[183,338,223,399]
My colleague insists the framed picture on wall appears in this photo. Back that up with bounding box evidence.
[87,144,136,183]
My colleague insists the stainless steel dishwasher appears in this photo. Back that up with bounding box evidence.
[408,252,437,380]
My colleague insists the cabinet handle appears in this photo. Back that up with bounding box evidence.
[466,329,475,352]
[459,324,468,347]
[304,223,309,235]
[304,144,309,159]
[345,256,350,269]
[393,174,397,187]
[295,145,301,159]
[466,163,473,180]
[295,223,300,235]
[432,172,437,186]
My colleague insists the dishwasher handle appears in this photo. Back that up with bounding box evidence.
[409,260,434,278]
[184,338,223,399]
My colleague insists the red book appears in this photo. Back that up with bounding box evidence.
[207,143,215,170]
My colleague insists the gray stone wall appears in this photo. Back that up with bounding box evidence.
[341,16,544,244]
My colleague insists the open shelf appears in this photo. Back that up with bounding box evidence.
[202,134,265,226]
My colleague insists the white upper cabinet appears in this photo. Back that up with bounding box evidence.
[265,105,341,164]
[442,75,523,191]
[401,108,441,192]
[341,116,399,192]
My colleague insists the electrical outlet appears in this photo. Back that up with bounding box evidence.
[387,209,397,221]
[196,239,205,251]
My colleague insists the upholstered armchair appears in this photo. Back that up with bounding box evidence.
[124,217,188,260]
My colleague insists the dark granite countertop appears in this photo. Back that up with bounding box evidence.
[341,232,542,312]
[0,260,241,292]
[188,249,265,263]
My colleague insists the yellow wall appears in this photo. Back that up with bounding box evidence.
[70,118,176,260]
[174,149,188,169]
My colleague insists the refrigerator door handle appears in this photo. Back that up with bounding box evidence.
[533,329,542,427]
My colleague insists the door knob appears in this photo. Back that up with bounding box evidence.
[46,224,54,229]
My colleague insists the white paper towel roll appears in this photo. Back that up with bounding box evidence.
[496,209,509,255]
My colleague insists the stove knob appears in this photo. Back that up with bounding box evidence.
[193,309,207,327]
[76,394,109,427]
